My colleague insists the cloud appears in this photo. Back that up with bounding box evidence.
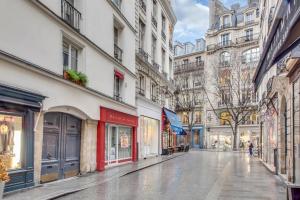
[172,0,209,43]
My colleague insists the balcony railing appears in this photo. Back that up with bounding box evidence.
[114,93,122,102]
[220,23,232,30]
[151,94,158,102]
[136,87,145,96]
[207,41,234,51]
[161,31,166,41]
[137,48,149,63]
[114,44,123,62]
[152,15,158,28]
[139,0,146,12]
[61,0,81,31]
[236,33,259,44]
[245,20,256,26]
[218,40,233,48]
[174,61,204,73]
[152,61,160,71]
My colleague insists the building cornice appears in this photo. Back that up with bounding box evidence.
[0,49,137,111]
[31,0,137,79]
[159,0,177,25]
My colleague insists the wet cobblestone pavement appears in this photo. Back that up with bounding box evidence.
[58,151,286,200]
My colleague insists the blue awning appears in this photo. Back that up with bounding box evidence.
[163,108,185,135]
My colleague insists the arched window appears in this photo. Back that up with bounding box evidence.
[220,52,230,66]
[242,48,259,63]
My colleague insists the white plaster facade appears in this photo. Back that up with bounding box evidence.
[0,0,136,186]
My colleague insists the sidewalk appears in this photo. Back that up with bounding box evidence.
[4,153,185,200]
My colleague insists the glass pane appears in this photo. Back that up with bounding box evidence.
[118,127,132,159]
[63,42,69,68]
[0,114,22,170]
[71,47,78,70]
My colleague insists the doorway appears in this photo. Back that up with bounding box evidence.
[41,112,81,183]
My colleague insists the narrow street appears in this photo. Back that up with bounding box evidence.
[57,151,286,200]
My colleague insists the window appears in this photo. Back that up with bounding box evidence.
[221,34,230,46]
[0,114,23,170]
[114,26,123,62]
[220,90,231,105]
[223,15,230,27]
[220,52,230,66]
[182,77,189,89]
[139,20,146,49]
[182,112,189,124]
[245,12,253,23]
[162,15,166,33]
[151,35,157,62]
[219,69,231,86]
[162,48,166,69]
[63,40,79,71]
[138,74,145,96]
[183,59,189,67]
[150,82,158,102]
[195,56,202,64]
[220,112,231,125]
[195,112,201,123]
[114,75,122,101]
[245,29,253,41]
[242,48,259,64]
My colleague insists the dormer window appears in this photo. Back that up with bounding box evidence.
[245,12,254,24]
[223,15,230,27]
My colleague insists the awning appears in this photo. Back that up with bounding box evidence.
[163,108,185,135]
[114,70,124,80]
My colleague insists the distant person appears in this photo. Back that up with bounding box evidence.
[249,142,254,156]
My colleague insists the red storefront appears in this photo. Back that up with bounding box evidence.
[97,107,138,171]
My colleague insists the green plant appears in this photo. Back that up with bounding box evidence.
[78,72,88,85]
[66,69,80,82]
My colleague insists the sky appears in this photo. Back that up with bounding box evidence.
[172,0,248,43]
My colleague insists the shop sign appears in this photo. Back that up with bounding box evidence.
[120,133,129,148]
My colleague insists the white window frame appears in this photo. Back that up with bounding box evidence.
[63,40,79,71]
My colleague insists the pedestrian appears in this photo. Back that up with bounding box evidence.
[249,142,254,156]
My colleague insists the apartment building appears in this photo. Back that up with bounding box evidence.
[254,0,300,184]
[0,0,137,192]
[205,0,260,151]
[174,40,206,149]
[135,0,176,159]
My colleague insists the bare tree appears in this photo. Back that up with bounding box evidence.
[204,51,258,150]
[174,66,205,134]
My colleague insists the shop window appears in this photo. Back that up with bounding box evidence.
[242,48,259,64]
[195,111,201,123]
[118,127,132,159]
[0,114,22,170]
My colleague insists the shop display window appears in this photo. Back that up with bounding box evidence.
[0,114,22,170]
[118,127,132,159]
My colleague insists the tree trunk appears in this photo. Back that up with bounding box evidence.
[232,124,238,151]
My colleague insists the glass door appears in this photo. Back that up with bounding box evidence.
[107,126,118,165]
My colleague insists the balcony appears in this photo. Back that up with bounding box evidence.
[114,93,122,102]
[236,33,259,44]
[137,48,150,63]
[174,61,204,74]
[152,16,158,28]
[114,44,123,62]
[139,0,146,13]
[161,31,166,41]
[152,61,161,71]
[207,41,234,52]
[136,87,145,96]
[220,23,232,30]
[61,0,81,31]
[151,94,158,102]
[244,20,256,26]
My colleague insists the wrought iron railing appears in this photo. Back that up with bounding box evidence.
[174,61,204,73]
[114,44,123,62]
[220,23,232,30]
[236,33,259,44]
[139,0,146,12]
[152,61,160,71]
[152,15,158,28]
[136,87,145,96]
[114,93,122,102]
[61,0,81,31]
[245,20,256,26]
[161,31,166,41]
[137,48,149,63]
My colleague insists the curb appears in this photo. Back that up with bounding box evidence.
[6,153,186,200]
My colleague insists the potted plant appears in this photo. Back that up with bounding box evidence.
[63,69,88,86]
[0,158,9,199]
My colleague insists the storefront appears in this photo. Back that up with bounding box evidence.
[191,126,204,149]
[208,133,232,151]
[161,108,185,154]
[139,116,159,158]
[0,84,44,192]
[97,107,138,171]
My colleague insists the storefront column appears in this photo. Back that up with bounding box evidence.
[97,121,106,171]
[34,112,44,184]
[132,127,137,162]
[80,119,97,173]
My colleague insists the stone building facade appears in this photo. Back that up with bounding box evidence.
[135,0,176,159]
[254,0,300,184]
[204,0,260,151]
